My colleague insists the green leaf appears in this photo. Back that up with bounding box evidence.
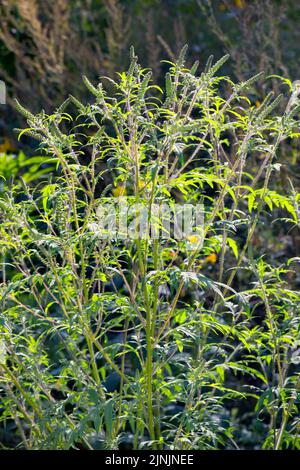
[227,238,239,259]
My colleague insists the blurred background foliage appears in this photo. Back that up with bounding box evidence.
[1,0,300,145]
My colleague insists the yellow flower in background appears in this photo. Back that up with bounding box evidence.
[112,184,127,197]
[138,179,147,191]
[0,135,15,153]
[205,253,217,264]
[255,100,261,108]
[186,234,201,244]
[234,0,246,8]
[219,3,226,11]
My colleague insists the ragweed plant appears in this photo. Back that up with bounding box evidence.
[0,47,299,450]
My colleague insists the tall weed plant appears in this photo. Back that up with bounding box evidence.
[0,47,299,450]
